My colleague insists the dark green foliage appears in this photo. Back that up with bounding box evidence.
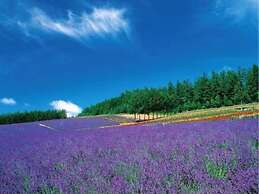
[247,64,259,102]
[114,162,140,185]
[250,139,259,152]
[180,177,200,193]
[38,185,61,194]
[0,110,66,125]
[194,74,210,109]
[204,156,228,179]
[79,65,258,116]
[23,176,30,194]
[162,174,174,189]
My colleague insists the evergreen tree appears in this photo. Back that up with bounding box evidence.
[79,65,258,117]
[247,64,258,102]
[194,74,210,108]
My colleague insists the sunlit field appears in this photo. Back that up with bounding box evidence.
[0,0,258,193]
[0,118,258,193]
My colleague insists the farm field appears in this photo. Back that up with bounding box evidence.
[116,103,259,123]
[0,0,257,193]
[0,117,258,193]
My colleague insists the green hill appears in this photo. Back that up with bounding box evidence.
[80,64,258,116]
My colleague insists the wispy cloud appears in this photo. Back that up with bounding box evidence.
[214,0,258,22]
[18,7,130,41]
[0,98,16,106]
[50,100,82,117]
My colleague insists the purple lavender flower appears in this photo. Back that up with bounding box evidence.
[0,118,258,193]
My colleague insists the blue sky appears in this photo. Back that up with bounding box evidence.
[0,0,258,115]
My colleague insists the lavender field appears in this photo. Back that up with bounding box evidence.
[0,118,258,194]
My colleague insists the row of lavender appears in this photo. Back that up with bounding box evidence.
[0,117,117,132]
[0,118,258,193]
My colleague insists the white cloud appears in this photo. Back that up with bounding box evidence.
[18,7,129,40]
[214,0,258,22]
[50,100,82,117]
[0,97,16,105]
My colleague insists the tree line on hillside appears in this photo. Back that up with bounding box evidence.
[0,110,66,125]
[80,64,258,116]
